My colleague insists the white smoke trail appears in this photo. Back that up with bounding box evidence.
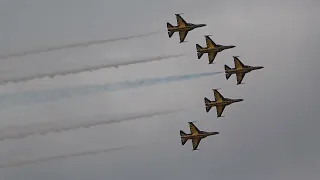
[0,53,185,85]
[0,143,148,169]
[0,71,221,109]
[0,31,160,60]
[0,109,184,142]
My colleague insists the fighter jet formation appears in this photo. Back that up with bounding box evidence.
[166,13,264,150]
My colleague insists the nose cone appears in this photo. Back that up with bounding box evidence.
[224,45,236,49]
[234,99,243,103]
[256,66,264,70]
[209,132,219,136]
[197,24,206,28]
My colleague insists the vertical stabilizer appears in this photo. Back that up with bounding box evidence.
[196,44,204,59]
[225,65,232,79]
[167,23,175,38]
[180,130,188,145]
[204,97,213,112]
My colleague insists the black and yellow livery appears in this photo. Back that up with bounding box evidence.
[196,35,236,64]
[225,56,264,85]
[204,89,243,117]
[167,13,206,43]
[180,122,219,151]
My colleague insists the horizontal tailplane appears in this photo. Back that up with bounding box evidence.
[168,31,174,38]
[224,64,231,71]
[167,22,173,29]
[180,130,186,137]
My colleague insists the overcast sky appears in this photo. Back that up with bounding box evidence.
[0,0,319,179]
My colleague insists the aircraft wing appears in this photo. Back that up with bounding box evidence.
[189,122,200,135]
[208,52,217,64]
[236,72,246,85]
[205,36,216,48]
[213,89,224,102]
[192,138,202,150]
[176,14,188,27]
[178,30,189,43]
[216,105,226,117]
[234,56,245,69]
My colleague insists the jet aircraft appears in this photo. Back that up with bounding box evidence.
[180,122,219,151]
[204,89,243,117]
[167,13,206,43]
[225,56,264,85]
[196,35,236,64]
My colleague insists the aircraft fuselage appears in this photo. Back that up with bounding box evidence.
[182,132,219,139]
[197,45,236,53]
[206,99,243,107]
[168,24,206,32]
[226,68,250,74]
[226,66,264,74]
[168,26,192,32]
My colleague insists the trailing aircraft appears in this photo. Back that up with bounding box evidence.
[204,89,243,117]
[225,56,264,85]
[196,35,235,64]
[180,122,219,151]
[167,13,206,43]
